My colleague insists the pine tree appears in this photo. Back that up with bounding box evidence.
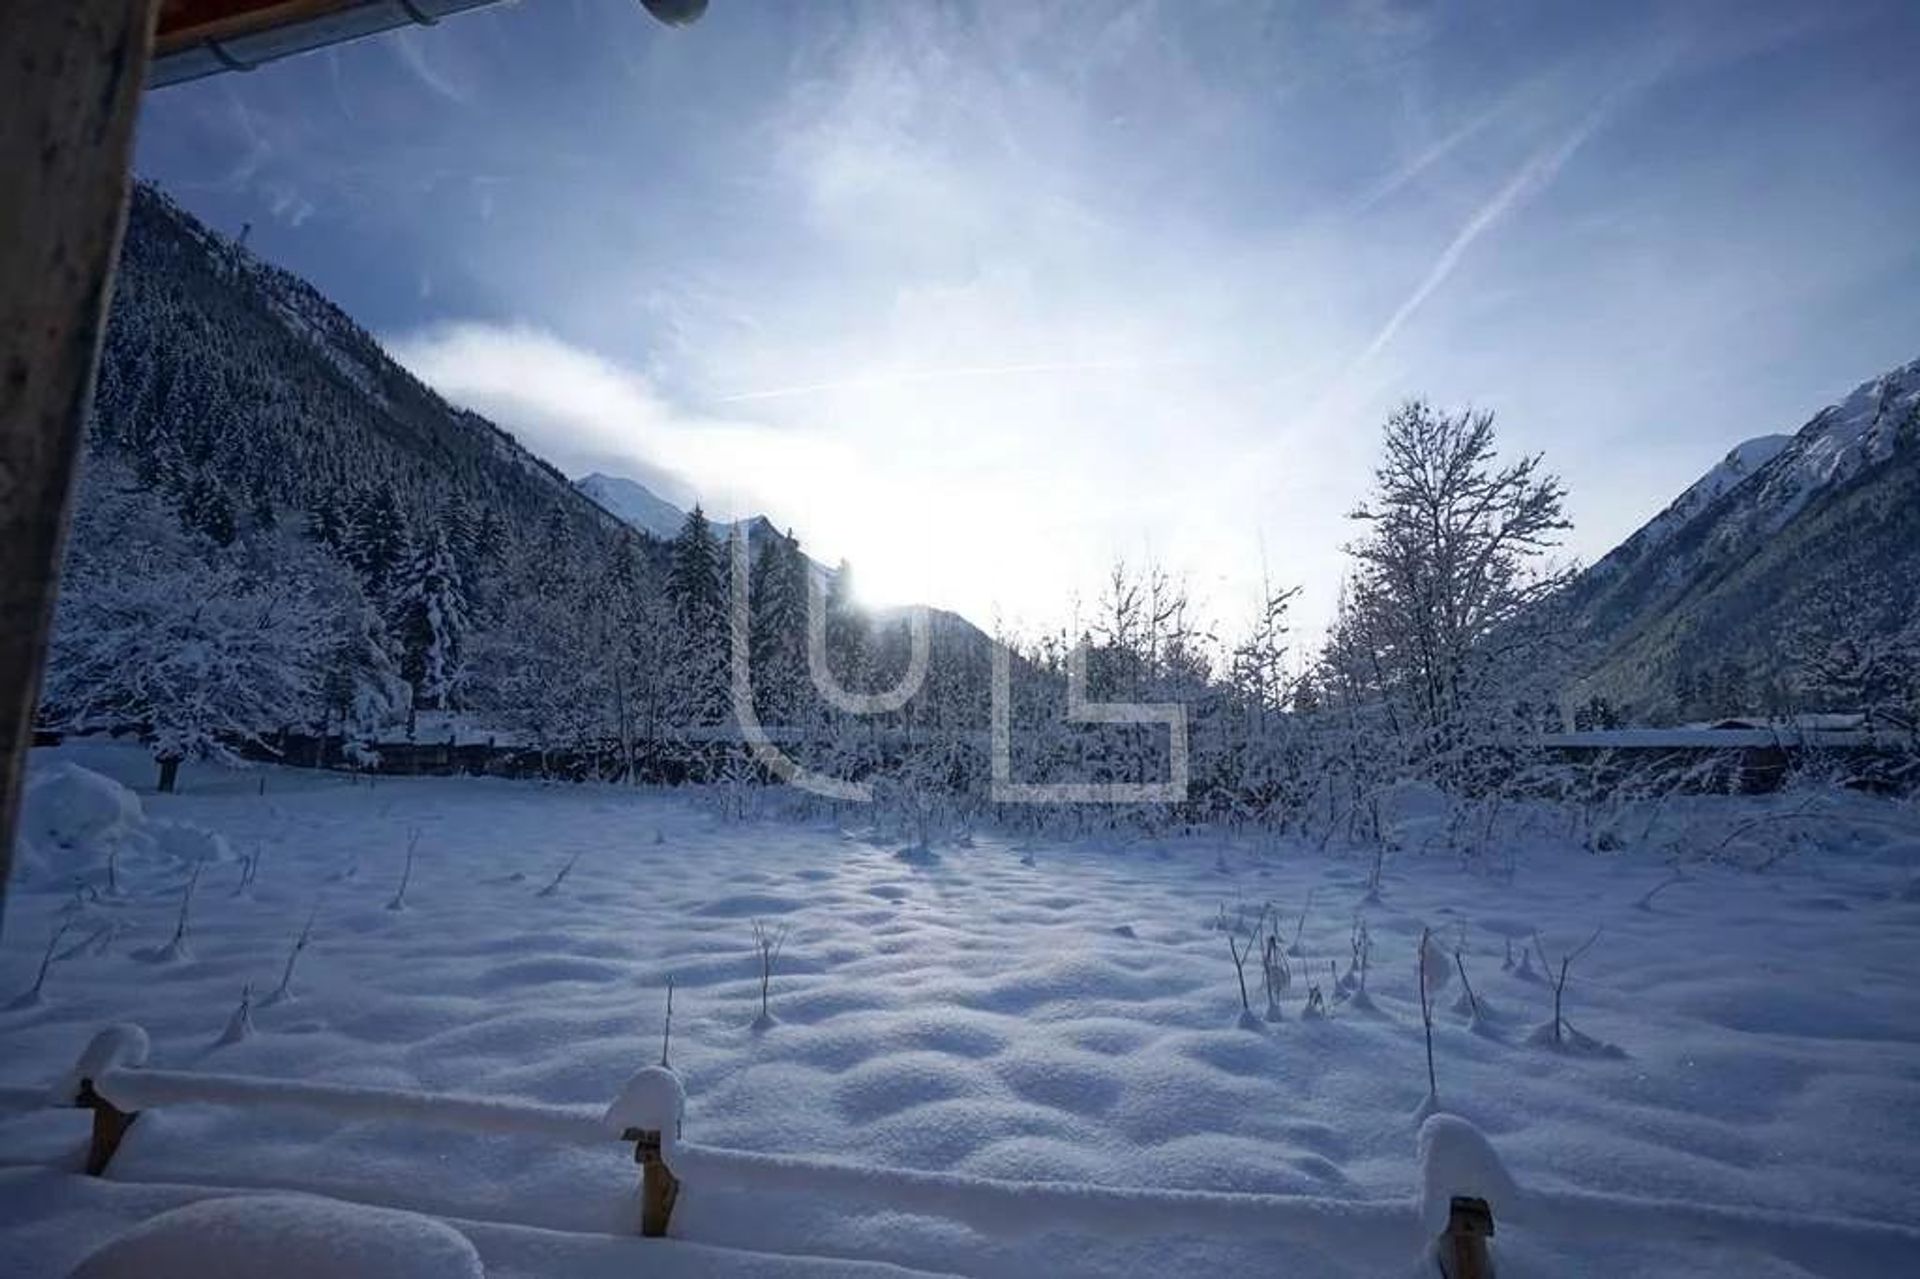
[749,529,808,722]
[665,507,727,724]
[345,484,413,603]
[394,529,469,711]
[321,594,408,744]
[182,473,237,545]
[668,505,723,626]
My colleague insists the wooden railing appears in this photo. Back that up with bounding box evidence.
[24,1023,1920,1274]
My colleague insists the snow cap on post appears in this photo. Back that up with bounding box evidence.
[1418,1114,1517,1234]
[56,1024,149,1105]
[605,1065,685,1137]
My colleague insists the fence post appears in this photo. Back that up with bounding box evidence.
[63,1024,152,1176]
[1439,1195,1494,1279]
[625,1126,681,1236]
[605,1064,686,1238]
[76,1077,139,1176]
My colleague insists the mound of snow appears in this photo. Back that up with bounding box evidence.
[604,1066,685,1136]
[67,1194,484,1279]
[1378,780,1450,849]
[146,819,234,865]
[16,764,143,878]
[1417,1114,1518,1234]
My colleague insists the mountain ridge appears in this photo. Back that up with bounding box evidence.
[1568,354,1920,719]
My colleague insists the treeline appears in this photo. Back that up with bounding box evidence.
[38,183,1918,815]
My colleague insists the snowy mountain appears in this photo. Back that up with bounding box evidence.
[1568,356,1920,719]
[574,471,774,548]
[574,473,696,541]
[1597,434,1793,570]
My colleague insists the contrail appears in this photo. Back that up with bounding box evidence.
[711,357,1185,404]
[1353,91,1517,214]
[1348,83,1630,374]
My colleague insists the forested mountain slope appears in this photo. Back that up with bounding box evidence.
[1567,357,1920,721]
[90,184,632,559]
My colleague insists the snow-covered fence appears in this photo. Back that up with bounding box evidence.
[36,1024,1920,1270]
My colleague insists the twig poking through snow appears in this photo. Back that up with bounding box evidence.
[660,975,676,1068]
[750,919,789,1028]
[1287,888,1314,957]
[1261,925,1291,1022]
[233,845,263,898]
[1634,868,1687,912]
[1534,927,1603,1045]
[11,918,77,1008]
[266,904,318,1005]
[387,828,420,912]
[1224,902,1270,1024]
[216,983,255,1047]
[168,863,203,956]
[537,852,581,898]
[1454,950,1480,1020]
[1418,926,1439,1105]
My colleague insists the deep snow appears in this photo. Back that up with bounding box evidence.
[3,741,1919,1277]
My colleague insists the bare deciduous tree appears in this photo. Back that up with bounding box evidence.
[1335,401,1576,774]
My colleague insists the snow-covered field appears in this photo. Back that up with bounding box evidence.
[4,741,1919,1277]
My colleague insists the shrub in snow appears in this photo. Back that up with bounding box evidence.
[1338,915,1374,997]
[604,1065,685,1138]
[1417,1114,1518,1236]
[1261,927,1290,1022]
[66,1194,484,1279]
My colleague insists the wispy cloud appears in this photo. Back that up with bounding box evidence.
[1349,84,1630,374]
[143,0,1920,632]
[711,357,1190,405]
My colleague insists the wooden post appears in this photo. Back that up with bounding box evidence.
[624,1126,680,1237]
[1439,1195,1495,1279]
[76,1077,140,1176]
[0,1,160,928]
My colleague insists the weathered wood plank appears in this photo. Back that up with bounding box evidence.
[0,2,161,926]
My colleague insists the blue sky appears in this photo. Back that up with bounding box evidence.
[135,0,1920,640]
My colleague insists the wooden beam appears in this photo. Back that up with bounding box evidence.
[154,1,357,58]
[0,1,158,924]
